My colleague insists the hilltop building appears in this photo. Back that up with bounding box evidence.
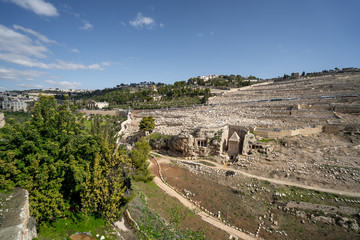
[198,75,218,81]
[291,72,300,78]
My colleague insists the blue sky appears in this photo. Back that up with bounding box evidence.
[0,0,359,90]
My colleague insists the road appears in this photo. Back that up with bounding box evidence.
[152,152,360,198]
[153,176,257,240]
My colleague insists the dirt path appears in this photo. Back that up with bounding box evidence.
[153,176,257,240]
[152,152,360,198]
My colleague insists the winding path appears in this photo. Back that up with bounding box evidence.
[151,169,257,240]
[152,152,360,198]
[115,110,132,144]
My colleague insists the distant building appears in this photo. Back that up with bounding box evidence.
[88,100,109,109]
[88,100,96,109]
[198,75,218,81]
[152,95,162,101]
[1,97,28,112]
[96,102,109,109]
[291,72,300,78]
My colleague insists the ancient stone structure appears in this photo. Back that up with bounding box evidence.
[228,132,240,160]
[87,100,109,109]
[155,125,268,161]
[0,188,37,240]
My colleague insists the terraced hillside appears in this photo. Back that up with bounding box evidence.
[128,72,360,193]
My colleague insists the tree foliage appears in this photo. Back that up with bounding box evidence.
[139,115,155,132]
[82,149,133,222]
[130,137,153,182]
[73,82,211,109]
[187,74,257,88]
[0,94,153,224]
[0,95,87,222]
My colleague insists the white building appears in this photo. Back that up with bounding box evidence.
[2,98,28,112]
[198,75,218,81]
[96,102,109,109]
[88,100,109,109]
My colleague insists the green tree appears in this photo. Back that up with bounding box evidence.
[139,115,155,132]
[130,138,153,182]
[0,95,86,222]
[201,88,211,104]
[82,149,133,222]
[0,95,140,224]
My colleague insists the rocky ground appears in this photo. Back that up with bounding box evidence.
[232,132,360,192]
[155,158,360,240]
[129,72,360,193]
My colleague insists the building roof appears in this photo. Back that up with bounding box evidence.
[229,132,240,142]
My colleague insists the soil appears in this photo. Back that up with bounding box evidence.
[156,159,360,240]
[125,72,360,239]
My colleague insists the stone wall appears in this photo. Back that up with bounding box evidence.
[254,125,324,138]
[333,104,360,114]
[0,112,5,128]
[78,109,128,117]
[0,188,37,240]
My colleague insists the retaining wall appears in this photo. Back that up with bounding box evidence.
[78,109,128,117]
[254,126,324,138]
[333,105,360,114]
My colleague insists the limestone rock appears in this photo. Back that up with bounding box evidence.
[0,188,37,240]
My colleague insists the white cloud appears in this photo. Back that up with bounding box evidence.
[80,20,93,31]
[71,48,79,53]
[159,23,164,28]
[129,13,155,29]
[45,80,81,89]
[0,24,105,70]
[0,53,104,70]
[13,24,57,44]
[0,24,48,58]
[8,0,58,17]
[0,66,45,81]
[101,62,111,66]
[197,33,204,37]
[17,83,44,88]
[210,31,214,36]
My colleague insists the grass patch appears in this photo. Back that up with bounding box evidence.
[147,132,172,140]
[130,180,229,239]
[35,213,113,240]
[258,138,275,143]
[274,185,360,208]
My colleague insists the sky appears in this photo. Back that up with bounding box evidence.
[0,0,359,90]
